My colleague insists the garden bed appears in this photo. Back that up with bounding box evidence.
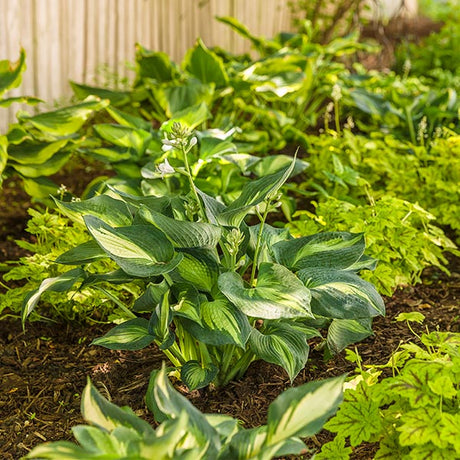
[1,176,458,458]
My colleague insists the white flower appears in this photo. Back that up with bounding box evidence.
[157,158,175,178]
[331,84,342,102]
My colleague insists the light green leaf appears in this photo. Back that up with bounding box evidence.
[298,268,385,319]
[217,157,296,227]
[0,136,7,183]
[0,95,42,107]
[11,151,71,178]
[267,374,345,444]
[180,360,218,390]
[70,81,131,107]
[84,216,182,277]
[248,322,310,381]
[397,407,443,447]
[161,101,211,130]
[220,427,268,460]
[182,297,251,347]
[7,139,68,164]
[54,195,132,227]
[106,106,152,130]
[92,318,155,351]
[135,44,178,83]
[315,435,352,460]
[25,441,94,459]
[139,207,221,248]
[81,378,154,436]
[0,48,26,95]
[21,268,85,323]
[55,240,107,265]
[94,124,152,157]
[273,232,365,271]
[395,312,425,324]
[327,318,374,354]
[17,96,109,136]
[183,38,228,87]
[219,263,313,319]
[71,425,120,454]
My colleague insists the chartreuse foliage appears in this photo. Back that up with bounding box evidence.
[26,366,345,460]
[0,208,142,323]
[316,315,460,459]
[22,124,384,389]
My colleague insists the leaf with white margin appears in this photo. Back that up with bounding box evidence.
[219,263,313,319]
[84,216,182,277]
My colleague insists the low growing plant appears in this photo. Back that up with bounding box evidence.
[26,365,346,460]
[316,314,460,459]
[23,123,384,389]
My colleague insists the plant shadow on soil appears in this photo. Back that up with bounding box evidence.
[0,172,459,459]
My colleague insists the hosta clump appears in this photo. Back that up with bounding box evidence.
[23,123,384,389]
[26,366,345,460]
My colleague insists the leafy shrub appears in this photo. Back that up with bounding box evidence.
[26,365,346,460]
[23,124,384,389]
[288,196,457,295]
[0,208,142,323]
[317,314,460,459]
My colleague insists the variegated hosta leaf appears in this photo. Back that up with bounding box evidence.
[21,268,85,323]
[146,366,220,457]
[92,318,155,351]
[149,293,175,350]
[82,378,154,436]
[84,216,183,277]
[175,249,219,292]
[217,157,296,227]
[327,318,374,355]
[248,322,310,381]
[55,240,107,265]
[7,139,68,165]
[266,374,346,444]
[181,298,251,347]
[54,195,133,227]
[273,232,365,271]
[298,268,385,319]
[219,426,268,460]
[139,207,222,248]
[218,263,313,319]
[180,360,219,390]
[17,96,109,136]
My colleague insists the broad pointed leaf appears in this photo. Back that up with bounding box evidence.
[55,240,107,265]
[92,318,155,351]
[93,124,152,157]
[84,216,182,277]
[298,268,385,319]
[248,322,310,381]
[70,81,131,107]
[11,151,71,177]
[326,318,374,354]
[139,207,221,248]
[219,263,312,319]
[174,249,219,292]
[0,48,26,95]
[181,360,218,390]
[7,139,68,164]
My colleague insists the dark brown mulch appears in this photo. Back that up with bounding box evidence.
[1,254,458,459]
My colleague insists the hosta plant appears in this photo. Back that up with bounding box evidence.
[26,365,346,460]
[316,314,460,459]
[23,123,384,389]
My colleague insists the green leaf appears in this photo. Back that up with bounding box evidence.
[219,263,313,319]
[324,382,382,446]
[315,435,352,460]
[22,176,61,199]
[17,97,109,136]
[327,318,374,354]
[0,95,42,107]
[54,195,133,227]
[93,124,152,157]
[92,318,155,351]
[220,426,268,460]
[70,81,131,106]
[7,139,68,165]
[248,322,310,381]
[135,44,178,83]
[81,378,154,436]
[183,38,228,87]
[11,151,72,178]
[181,360,218,390]
[146,366,220,456]
[0,48,26,95]
[84,216,182,277]
[217,157,296,227]
[395,312,425,324]
[25,441,94,459]
[440,413,460,453]
[139,207,221,248]
[397,407,443,447]
[298,268,385,319]
[0,136,7,184]
[182,297,251,347]
[273,232,365,271]
[267,374,345,444]
[106,106,152,130]
[161,101,211,130]
[175,249,219,292]
[22,268,85,323]
[55,240,107,265]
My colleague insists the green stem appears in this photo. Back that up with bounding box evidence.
[334,100,341,135]
[220,349,255,387]
[182,146,207,222]
[250,206,270,287]
[405,107,416,144]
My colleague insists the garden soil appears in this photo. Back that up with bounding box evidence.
[0,172,459,459]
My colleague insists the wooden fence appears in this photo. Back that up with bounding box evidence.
[1,0,417,131]
[0,0,295,130]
